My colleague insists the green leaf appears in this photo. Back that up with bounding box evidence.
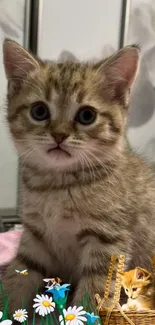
[46,314,50,325]
[53,312,60,325]
[60,309,66,325]
[49,313,55,325]
[0,281,5,307]
[32,309,36,325]
[2,293,11,320]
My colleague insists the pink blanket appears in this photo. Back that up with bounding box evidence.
[0,230,23,269]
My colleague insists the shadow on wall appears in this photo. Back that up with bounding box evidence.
[128,58,155,128]
[127,0,155,128]
[126,0,155,163]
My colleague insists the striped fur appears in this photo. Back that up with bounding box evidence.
[1,40,155,313]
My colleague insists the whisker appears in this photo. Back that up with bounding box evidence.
[77,152,85,182]
[15,136,51,145]
[80,151,96,184]
[78,150,95,184]
[20,147,36,180]
[84,152,102,181]
[0,147,33,169]
[84,148,113,181]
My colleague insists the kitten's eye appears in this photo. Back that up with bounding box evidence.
[126,289,128,292]
[75,106,96,125]
[30,102,50,121]
[132,288,137,292]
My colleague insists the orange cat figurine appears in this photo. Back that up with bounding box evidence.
[119,267,155,311]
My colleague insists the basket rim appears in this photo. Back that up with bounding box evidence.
[99,309,155,316]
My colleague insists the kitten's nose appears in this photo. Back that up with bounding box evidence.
[52,133,68,144]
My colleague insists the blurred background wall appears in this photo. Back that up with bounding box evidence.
[0,0,25,230]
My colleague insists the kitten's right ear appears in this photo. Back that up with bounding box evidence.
[135,267,151,280]
[97,45,140,102]
[135,268,145,280]
[3,39,39,80]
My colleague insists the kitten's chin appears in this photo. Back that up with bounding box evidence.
[38,148,78,171]
[47,147,71,158]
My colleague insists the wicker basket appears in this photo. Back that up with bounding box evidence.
[95,255,155,325]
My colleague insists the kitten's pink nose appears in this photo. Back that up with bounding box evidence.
[52,133,68,144]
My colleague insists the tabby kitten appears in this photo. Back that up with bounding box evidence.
[119,267,155,311]
[1,39,155,314]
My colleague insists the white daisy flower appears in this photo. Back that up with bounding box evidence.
[0,311,12,325]
[13,309,28,323]
[59,306,87,325]
[33,294,55,316]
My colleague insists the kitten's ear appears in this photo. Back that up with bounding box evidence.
[98,45,140,101]
[3,39,39,80]
[135,267,151,280]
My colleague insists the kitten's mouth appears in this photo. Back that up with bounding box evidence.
[47,145,71,157]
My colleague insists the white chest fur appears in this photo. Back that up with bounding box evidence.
[23,187,83,263]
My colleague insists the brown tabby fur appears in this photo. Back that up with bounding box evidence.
[1,40,155,315]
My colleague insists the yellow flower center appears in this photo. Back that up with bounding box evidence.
[16,313,22,317]
[42,301,51,307]
[65,314,76,321]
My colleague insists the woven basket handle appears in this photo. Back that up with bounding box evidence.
[97,254,124,310]
[112,255,125,305]
[104,255,125,325]
[96,255,135,325]
[104,255,117,301]
[152,255,155,275]
[97,255,117,310]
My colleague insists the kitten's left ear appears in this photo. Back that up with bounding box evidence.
[135,267,152,280]
[98,45,140,102]
[3,39,39,81]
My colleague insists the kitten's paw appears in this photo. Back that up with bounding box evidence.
[128,304,137,311]
[136,306,147,311]
[121,303,138,311]
[122,304,128,311]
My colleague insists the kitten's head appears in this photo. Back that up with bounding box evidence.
[119,267,152,299]
[3,40,139,172]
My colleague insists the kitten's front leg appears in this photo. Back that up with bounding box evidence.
[73,233,127,310]
[0,229,56,315]
[73,248,115,310]
[0,258,43,314]
[73,274,113,311]
[122,304,128,311]
[122,303,138,311]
